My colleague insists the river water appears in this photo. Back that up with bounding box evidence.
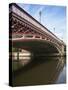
[12,56,66,86]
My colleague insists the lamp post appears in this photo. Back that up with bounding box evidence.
[39,11,42,23]
[53,27,55,35]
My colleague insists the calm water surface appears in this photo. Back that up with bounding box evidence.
[13,56,66,86]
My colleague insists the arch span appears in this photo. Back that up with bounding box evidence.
[12,38,62,56]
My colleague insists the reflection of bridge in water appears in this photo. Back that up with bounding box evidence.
[12,56,66,86]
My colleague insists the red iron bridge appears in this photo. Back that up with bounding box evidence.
[9,3,66,56]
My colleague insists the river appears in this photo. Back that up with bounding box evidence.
[12,55,66,86]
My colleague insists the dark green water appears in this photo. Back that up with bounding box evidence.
[12,56,66,86]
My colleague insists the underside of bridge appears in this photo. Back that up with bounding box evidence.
[12,39,59,55]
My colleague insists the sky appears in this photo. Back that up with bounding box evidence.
[18,3,66,43]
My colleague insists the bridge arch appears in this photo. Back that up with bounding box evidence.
[12,38,62,56]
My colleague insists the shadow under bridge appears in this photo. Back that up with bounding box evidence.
[12,39,60,56]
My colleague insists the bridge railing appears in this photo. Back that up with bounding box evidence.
[12,33,61,49]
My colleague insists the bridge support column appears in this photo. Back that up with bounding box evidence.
[17,48,20,68]
[22,35,25,39]
[33,35,35,39]
[40,36,42,39]
[61,45,65,56]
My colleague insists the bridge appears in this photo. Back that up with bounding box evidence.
[9,3,66,57]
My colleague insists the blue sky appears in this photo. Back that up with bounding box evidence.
[18,3,66,43]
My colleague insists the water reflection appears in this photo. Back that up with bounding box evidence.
[12,49,32,71]
[12,55,66,86]
[55,65,66,83]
